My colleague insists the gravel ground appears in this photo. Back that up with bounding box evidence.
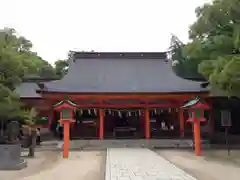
[0,150,105,180]
[0,151,61,180]
[156,149,240,180]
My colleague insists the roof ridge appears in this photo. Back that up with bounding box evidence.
[72,52,167,60]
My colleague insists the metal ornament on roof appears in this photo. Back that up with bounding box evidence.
[182,96,210,110]
[54,98,77,110]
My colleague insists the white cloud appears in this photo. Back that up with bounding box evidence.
[0,0,210,63]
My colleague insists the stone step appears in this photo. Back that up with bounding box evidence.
[36,139,210,151]
[69,139,210,150]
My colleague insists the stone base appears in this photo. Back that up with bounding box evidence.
[0,144,28,170]
[0,159,27,170]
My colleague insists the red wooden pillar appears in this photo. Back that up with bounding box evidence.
[193,112,201,156]
[47,109,54,129]
[210,110,214,135]
[145,109,150,139]
[179,108,184,137]
[62,120,70,158]
[59,110,74,159]
[99,109,104,139]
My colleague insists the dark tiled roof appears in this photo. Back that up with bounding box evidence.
[15,77,60,98]
[15,82,41,98]
[41,52,207,93]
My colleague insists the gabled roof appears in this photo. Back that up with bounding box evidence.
[39,52,207,93]
[54,99,77,107]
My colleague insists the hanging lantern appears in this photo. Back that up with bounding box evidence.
[79,109,83,115]
[196,109,206,122]
[88,109,91,115]
[118,111,122,118]
[182,97,210,123]
[135,111,137,116]
[168,108,171,113]
[128,112,131,116]
[139,110,141,116]
[94,109,97,115]
[187,109,206,123]
[154,109,157,115]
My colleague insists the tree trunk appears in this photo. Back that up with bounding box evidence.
[28,129,36,157]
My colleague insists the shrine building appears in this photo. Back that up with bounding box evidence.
[16,52,212,140]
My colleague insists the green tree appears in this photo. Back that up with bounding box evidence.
[0,28,26,89]
[169,35,204,81]
[0,84,23,119]
[55,59,69,78]
[23,107,38,157]
[0,27,57,145]
[170,0,240,96]
[0,27,57,80]
[38,63,58,78]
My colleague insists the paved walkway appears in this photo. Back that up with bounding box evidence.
[105,148,197,180]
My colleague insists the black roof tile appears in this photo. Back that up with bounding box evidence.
[41,52,207,93]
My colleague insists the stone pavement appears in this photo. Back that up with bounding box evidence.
[105,148,197,180]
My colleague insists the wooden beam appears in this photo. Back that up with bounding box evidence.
[41,92,208,101]
[75,103,178,108]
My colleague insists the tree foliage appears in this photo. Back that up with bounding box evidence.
[0,84,23,119]
[0,27,57,122]
[55,59,69,78]
[170,0,240,97]
[169,35,204,81]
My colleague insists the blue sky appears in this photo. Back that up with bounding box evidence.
[0,0,210,63]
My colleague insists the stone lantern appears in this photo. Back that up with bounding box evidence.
[181,97,210,156]
[54,99,77,158]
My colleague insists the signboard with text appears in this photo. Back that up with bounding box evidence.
[221,110,231,127]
